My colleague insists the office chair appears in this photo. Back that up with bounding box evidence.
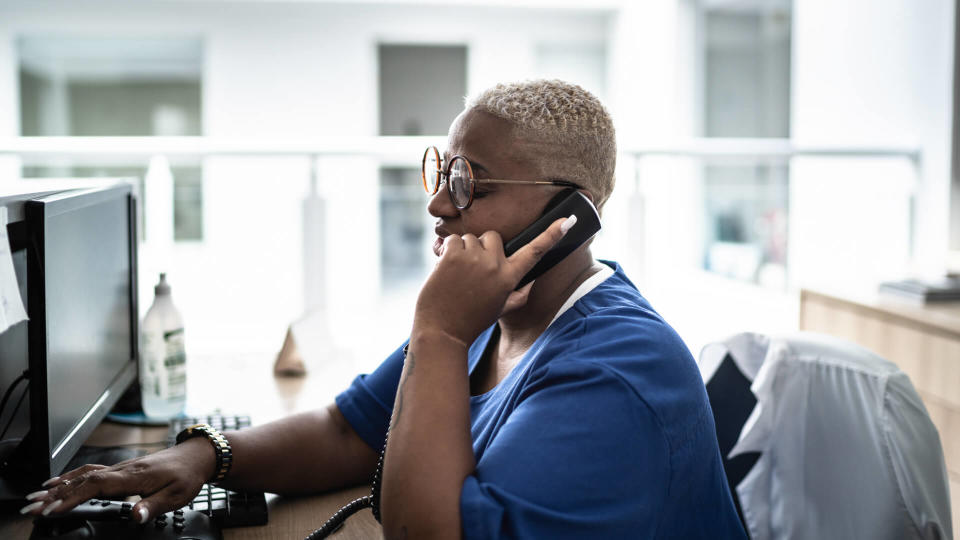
[698,332,952,540]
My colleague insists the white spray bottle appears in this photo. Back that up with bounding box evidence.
[140,273,187,419]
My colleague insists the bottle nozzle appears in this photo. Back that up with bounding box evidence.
[155,273,171,296]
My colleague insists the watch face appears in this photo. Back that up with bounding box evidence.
[176,423,209,444]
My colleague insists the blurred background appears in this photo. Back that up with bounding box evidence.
[0,0,951,372]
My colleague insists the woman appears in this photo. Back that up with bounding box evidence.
[23,80,746,539]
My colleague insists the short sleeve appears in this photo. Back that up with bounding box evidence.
[460,360,670,539]
[883,372,953,539]
[334,340,408,451]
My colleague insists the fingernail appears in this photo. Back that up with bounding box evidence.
[26,490,48,501]
[137,506,149,524]
[19,501,44,514]
[41,477,60,488]
[560,214,577,234]
[41,500,62,516]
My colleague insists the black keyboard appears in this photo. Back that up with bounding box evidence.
[167,414,268,528]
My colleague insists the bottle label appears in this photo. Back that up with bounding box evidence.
[141,327,187,404]
[163,328,187,400]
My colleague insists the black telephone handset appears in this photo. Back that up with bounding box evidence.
[503,188,602,289]
[306,189,602,540]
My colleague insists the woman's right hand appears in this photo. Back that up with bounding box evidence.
[20,436,216,523]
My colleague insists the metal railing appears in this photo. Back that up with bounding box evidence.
[0,135,923,305]
[0,135,922,196]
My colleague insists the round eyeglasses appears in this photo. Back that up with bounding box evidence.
[421,146,583,209]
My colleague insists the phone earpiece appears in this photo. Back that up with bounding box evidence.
[503,190,602,289]
[541,188,578,216]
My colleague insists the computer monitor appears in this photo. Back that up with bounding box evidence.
[0,183,138,500]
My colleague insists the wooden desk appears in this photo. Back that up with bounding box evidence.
[0,351,383,539]
[800,289,960,536]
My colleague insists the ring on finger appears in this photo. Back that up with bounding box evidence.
[61,479,70,487]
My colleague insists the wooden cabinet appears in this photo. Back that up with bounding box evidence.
[800,289,960,534]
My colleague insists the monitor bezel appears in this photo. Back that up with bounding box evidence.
[24,184,139,479]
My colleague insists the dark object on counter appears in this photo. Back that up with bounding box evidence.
[879,276,960,303]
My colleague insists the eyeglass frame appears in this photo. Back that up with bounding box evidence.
[421,146,584,210]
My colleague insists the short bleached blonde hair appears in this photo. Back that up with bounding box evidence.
[465,79,616,210]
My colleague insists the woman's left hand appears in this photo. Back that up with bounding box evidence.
[412,217,570,347]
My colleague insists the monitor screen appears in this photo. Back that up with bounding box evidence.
[41,191,134,465]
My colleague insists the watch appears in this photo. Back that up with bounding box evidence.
[175,423,233,483]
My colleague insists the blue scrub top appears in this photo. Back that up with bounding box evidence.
[336,261,747,539]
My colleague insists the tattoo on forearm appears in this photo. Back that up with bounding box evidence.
[390,350,416,429]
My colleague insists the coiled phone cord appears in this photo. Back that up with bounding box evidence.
[304,432,387,539]
[306,341,408,539]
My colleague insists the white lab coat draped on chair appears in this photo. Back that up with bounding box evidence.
[699,332,953,540]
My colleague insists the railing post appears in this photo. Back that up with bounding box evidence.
[907,151,922,263]
[144,154,174,248]
[628,154,647,287]
[303,154,326,314]
[0,155,20,183]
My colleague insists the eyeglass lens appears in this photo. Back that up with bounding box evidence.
[422,148,441,194]
[448,157,473,208]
